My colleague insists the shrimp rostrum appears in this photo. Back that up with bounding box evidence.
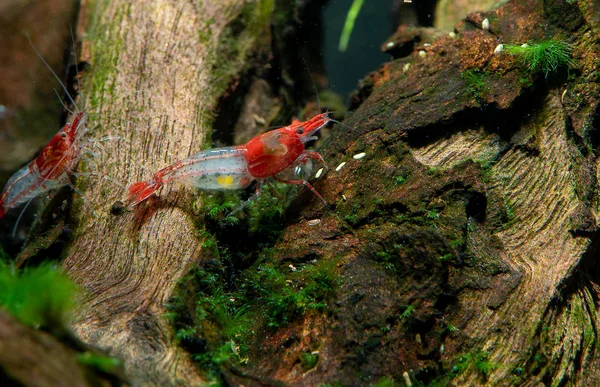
[128,113,332,211]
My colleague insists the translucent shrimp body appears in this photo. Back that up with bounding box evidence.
[0,165,63,219]
[127,113,331,210]
[127,147,254,207]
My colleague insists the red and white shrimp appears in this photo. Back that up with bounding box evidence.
[128,113,331,211]
[0,36,93,232]
[0,112,88,221]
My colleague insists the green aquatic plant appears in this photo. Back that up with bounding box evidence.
[166,257,339,380]
[202,193,242,226]
[451,351,499,379]
[373,376,398,387]
[339,0,364,52]
[504,40,573,77]
[247,260,337,328]
[461,70,489,101]
[77,352,122,374]
[300,351,318,370]
[400,304,415,320]
[0,261,78,330]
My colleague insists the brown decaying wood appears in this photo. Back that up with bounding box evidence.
[0,310,89,386]
[63,1,252,384]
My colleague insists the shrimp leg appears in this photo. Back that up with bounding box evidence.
[272,175,327,205]
[228,181,265,216]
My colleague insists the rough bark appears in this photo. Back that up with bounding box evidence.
[57,0,600,386]
[63,0,273,385]
[203,0,600,386]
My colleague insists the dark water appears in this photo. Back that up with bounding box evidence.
[322,0,396,101]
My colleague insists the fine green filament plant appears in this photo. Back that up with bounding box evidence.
[0,261,78,330]
[504,40,573,77]
[339,0,364,52]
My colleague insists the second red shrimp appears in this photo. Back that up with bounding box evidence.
[128,113,331,211]
[1,35,92,226]
[0,112,88,221]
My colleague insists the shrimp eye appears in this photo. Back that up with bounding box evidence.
[60,132,67,138]
[296,127,305,135]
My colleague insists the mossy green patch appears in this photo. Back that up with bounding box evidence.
[85,1,128,121]
[0,261,78,330]
[450,351,499,380]
[461,70,489,102]
[504,40,573,77]
[166,256,338,379]
[208,0,274,107]
[201,193,243,226]
[77,352,122,374]
[300,351,319,370]
[399,304,414,320]
[372,375,398,387]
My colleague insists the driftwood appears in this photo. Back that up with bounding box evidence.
[42,0,600,385]
[63,0,273,384]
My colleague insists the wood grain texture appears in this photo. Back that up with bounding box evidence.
[63,1,258,384]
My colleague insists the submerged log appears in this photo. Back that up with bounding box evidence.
[58,0,600,385]
[63,0,274,384]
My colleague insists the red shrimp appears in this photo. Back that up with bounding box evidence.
[127,113,331,211]
[0,112,88,221]
[0,34,97,233]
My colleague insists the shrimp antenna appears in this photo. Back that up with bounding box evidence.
[69,25,83,103]
[300,56,322,112]
[53,88,75,115]
[12,198,35,238]
[26,34,79,113]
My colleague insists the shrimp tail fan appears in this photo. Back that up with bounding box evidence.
[127,179,162,208]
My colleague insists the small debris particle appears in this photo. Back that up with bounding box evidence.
[335,161,347,171]
[415,333,422,345]
[386,41,395,48]
[342,194,347,201]
[423,43,431,47]
[111,200,126,215]
[353,152,366,160]
[448,32,456,38]
[311,350,320,355]
[253,114,266,126]
[493,44,504,55]
[418,50,426,57]
[440,344,445,354]
[315,167,324,179]
[403,372,412,387]
[307,219,321,226]
[482,18,490,30]
[286,280,293,283]
[521,43,529,48]
[561,89,568,104]
[229,298,235,302]
[288,264,297,272]
[403,63,411,72]
[404,0,412,3]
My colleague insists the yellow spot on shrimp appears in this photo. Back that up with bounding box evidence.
[217,175,235,186]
